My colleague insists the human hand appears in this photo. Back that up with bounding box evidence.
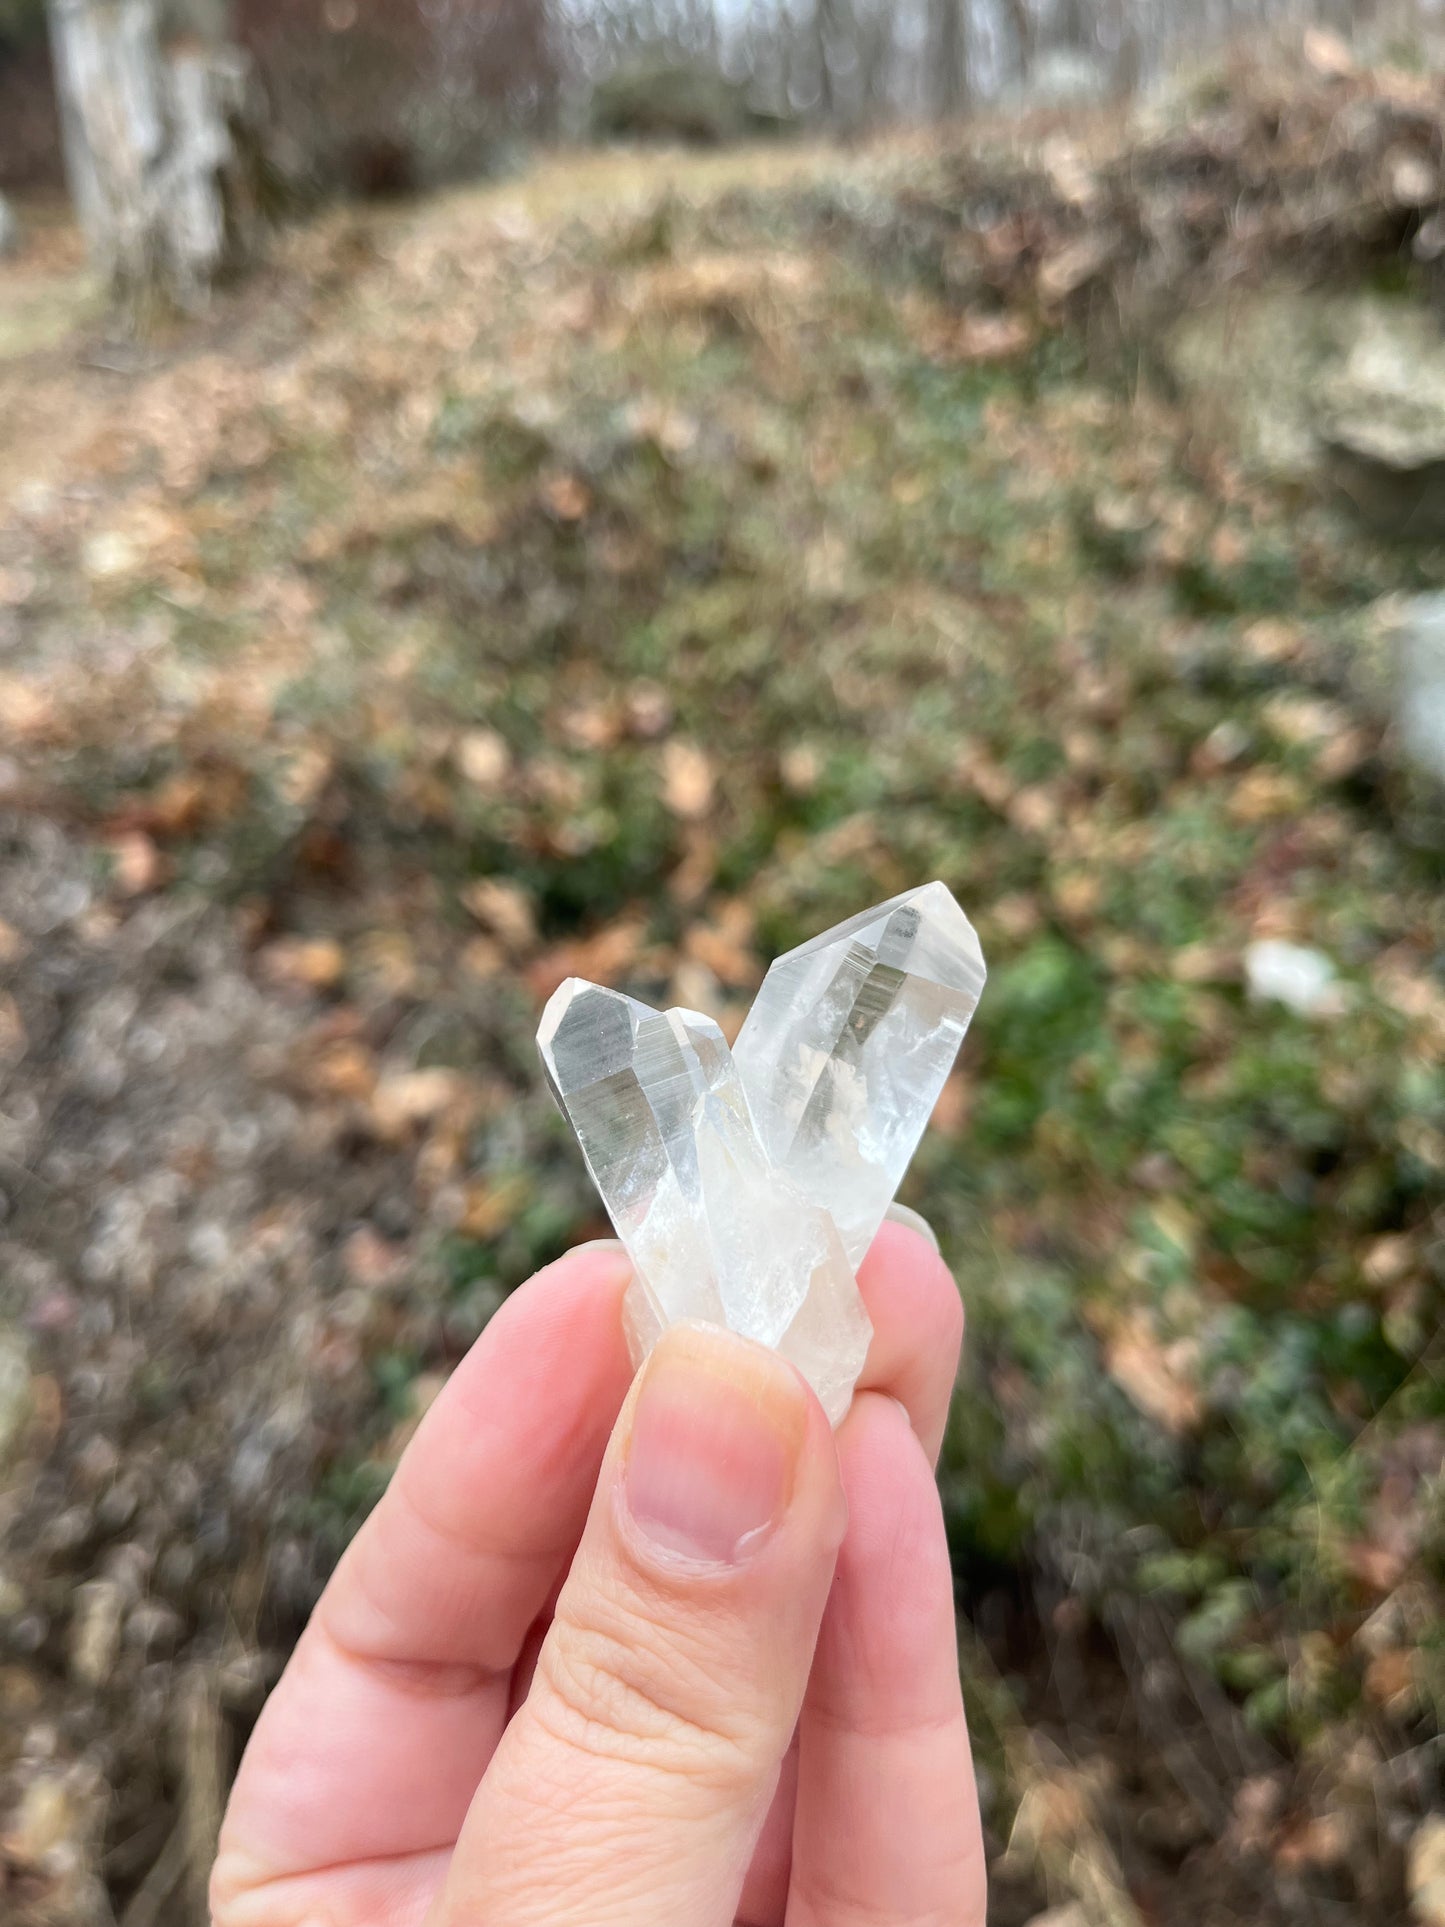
[211,1220,986,1927]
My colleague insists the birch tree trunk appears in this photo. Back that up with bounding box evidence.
[46,0,262,313]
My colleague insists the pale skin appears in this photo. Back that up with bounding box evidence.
[212,1218,988,1927]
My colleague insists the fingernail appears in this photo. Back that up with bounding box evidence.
[885,1202,940,1252]
[623,1326,806,1565]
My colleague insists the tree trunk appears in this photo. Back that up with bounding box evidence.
[930,0,967,120]
[46,0,262,314]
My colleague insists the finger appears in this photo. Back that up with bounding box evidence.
[788,1392,987,1927]
[213,1242,634,1916]
[433,1322,846,1927]
[855,1215,964,1463]
[736,1730,797,1927]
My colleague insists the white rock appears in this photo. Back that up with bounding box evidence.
[1244,940,1343,1018]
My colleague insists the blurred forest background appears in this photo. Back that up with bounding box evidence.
[0,2,1443,1925]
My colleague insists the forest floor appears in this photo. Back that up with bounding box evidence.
[0,92,1441,1927]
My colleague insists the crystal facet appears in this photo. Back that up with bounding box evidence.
[536,882,985,1422]
[732,881,986,1267]
[538,980,870,1422]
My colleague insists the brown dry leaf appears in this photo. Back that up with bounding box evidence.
[1388,150,1437,209]
[352,930,419,1000]
[951,311,1037,363]
[670,828,718,906]
[276,745,334,812]
[0,993,26,1064]
[259,937,345,992]
[460,935,506,981]
[1261,695,1346,746]
[1037,231,1117,304]
[1408,1816,1445,1927]
[957,745,1016,813]
[683,919,759,991]
[1313,729,1370,782]
[308,1039,377,1102]
[106,770,210,838]
[1228,770,1304,824]
[661,740,716,820]
[1363,1646,1419,1715]
[456,728,511,789]
[1105,1313,1203,1436]
[525,917,647,1002]
[558,700,620,751]
[1342,1537,1409,1594]
[1052,871,1101,921]
[0,675,59,741]
[457,1173,533,1240]
[624,680,673,739]
[107,832,167,898]
[0,567,36,608]
[1303,26,1354,78]
[1362,1234,1415,1290]
[991,893,1044,941]
[461,877,537,953]
[930,1072,970,1139]
[779,745,822,794]
[1171,942,1237,985]
[341,1226,412,1289]
[541,472,592,522]
[1240,618,1303,664]
[1275,1811,1354,1873]
[369,1068,468,1140]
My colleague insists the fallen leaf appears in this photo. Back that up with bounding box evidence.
[930,1072,970,1139]
[541,472,591,521]
[0,994,26,1063]
[661,740,715,820]
[456,728,511,788]
[950,311,1037,363]
[683,919,759,990]
[458,1173,532,1239]
[307,1039,377,1102]
[461,935,506,981]
[260,937,346,992]
[1303,25,1354,77]
[1409,1816,1445,1927]
[624,680,673,739]
[1037,231,1117,303]
[107,832,166,897]
[461,877,537,952]
[369,1068,467,1139]
[525,917,647,1001]
[558,700,620,751]
[1105,1313,1203,1435]
[341,1226,412,1288]
[1363,1646,1419,1715]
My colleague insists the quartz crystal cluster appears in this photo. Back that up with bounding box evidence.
[537,881,985,1422]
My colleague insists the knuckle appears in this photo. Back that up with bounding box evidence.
[533,1588,769,1798]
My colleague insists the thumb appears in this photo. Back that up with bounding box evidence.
[431,1321,846,1927]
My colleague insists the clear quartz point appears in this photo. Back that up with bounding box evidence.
[538,980,871,1423]
[732,881,986,1269]
[536,883,984,1424]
